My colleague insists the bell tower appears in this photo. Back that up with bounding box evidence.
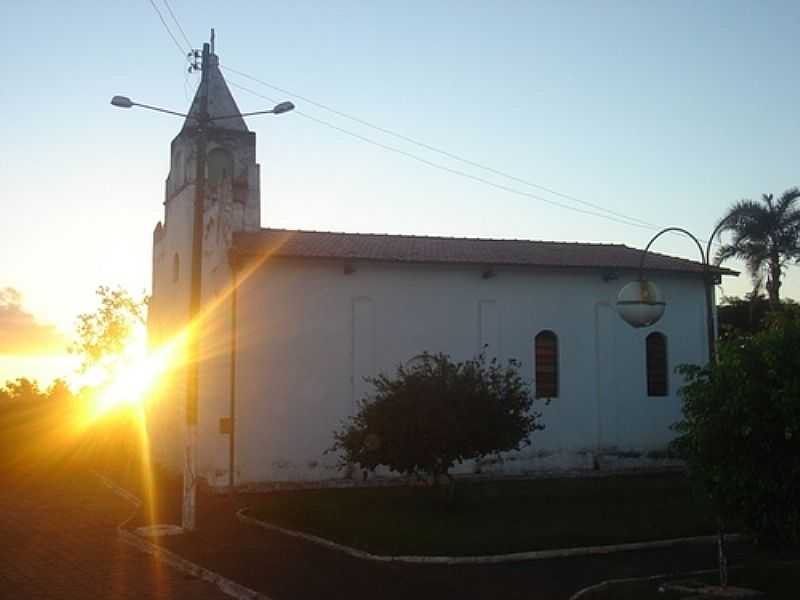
[164,39,261,238]
[152,33,262,329]
[148,32,264,499]
[151,35,262,344]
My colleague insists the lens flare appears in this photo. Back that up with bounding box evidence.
[75,326,185,426]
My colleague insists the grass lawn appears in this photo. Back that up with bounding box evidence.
[244,472,724,556]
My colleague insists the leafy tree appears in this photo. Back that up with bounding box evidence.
[0,377,76,467]
[331,352,544,487]
[71,286,148,373]
[0,378,46,404]
[0,377,75,407]
[671,317,800,550]
[46,378,73,404]
[716,294,800,338]
[715,187,800,307]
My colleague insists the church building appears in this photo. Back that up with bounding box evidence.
[147,42,734,490]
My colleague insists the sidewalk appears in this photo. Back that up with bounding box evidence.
[127,474,800,600]
[0,471,228,600]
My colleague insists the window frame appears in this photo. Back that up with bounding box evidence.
[645,331,668,397]
[534,329,559,399]
[172,252,180,283]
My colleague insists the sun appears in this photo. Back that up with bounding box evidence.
[75,325,183,424]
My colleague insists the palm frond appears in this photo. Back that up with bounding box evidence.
[777,187,800,214]
[716,200,770,238]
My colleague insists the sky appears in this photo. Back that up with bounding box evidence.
[1,1,798,384]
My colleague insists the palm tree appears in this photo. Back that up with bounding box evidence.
[715,187,800,307]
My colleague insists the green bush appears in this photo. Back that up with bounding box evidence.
[671,315,800,545]
[331,352,544,483]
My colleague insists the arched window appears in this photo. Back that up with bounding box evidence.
[173,150,183,184]
[172,253,180,283]
[646,332,668,396]
[535,330,558,398]
[207,148,233,185]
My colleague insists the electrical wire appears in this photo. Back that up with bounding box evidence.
[221,64,659,230]
[222,69,737,253]
[162,0,192,49]
[226,79,655,231]
[145,0,190,60]
[137,5,749,275]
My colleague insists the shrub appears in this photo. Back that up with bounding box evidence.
[671,315,800,546]
[331,352,544,484]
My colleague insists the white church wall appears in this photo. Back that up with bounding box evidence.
[146,188,196,475]
[230,258,707,485]
[193,190,241,488]
[147,124,261,484]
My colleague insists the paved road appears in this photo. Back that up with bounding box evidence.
[0,473,229,600]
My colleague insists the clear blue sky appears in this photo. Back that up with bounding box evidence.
[1,1,798,382]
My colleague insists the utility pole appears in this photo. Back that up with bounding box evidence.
[111,29,293,531]
[183,40,210,532]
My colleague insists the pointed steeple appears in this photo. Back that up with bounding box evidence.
[183,33,248,132]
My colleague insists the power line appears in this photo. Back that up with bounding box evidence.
[226,79,655,231]
[145,0,189,59]
[162,0,193,49]
[223,68,733,252]
[221,64,659,230]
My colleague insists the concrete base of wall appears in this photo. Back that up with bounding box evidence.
[224,450,685,494]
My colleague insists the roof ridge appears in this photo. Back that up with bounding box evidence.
[257,227,628,248]
[233,229,737,275]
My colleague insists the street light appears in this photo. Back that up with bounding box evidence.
[615,226,717,363]
[111,46,293,531]
[111,96,133,108]
[110,96,294,121]
[615,222,732,585]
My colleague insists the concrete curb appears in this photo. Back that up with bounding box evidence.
[567,558,800,599]
[117,527,269,600]
[568,567,721,600]
[94,472,271,600]
[237,507,742,565]
[95,471,142,508]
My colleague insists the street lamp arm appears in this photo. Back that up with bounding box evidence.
[639,227,706,277]
[111,96,189,119]
[208,102,295,122]
[131,102,189,118]
[705,216,733,271]
[630,225,717,364]
[209,109,276,121]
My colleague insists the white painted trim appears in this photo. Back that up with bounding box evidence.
[237,507,743,565]
[118,528,269,600]
[569,568,722,600]
[95,471,142,508]
[94,472,270,600]
[568,559,800,600]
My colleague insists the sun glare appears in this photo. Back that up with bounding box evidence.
[75,325,184,425]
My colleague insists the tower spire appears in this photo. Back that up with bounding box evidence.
[182,30,247,132]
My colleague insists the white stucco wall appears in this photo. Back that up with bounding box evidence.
[227,258,708,485]
[147,120,261,481]
[146,185,195,474]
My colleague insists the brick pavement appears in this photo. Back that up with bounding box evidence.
[0,473,229,600]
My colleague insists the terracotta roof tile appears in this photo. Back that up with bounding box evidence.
[233,228,737,276]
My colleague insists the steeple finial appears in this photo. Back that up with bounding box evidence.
[181,30,248,132]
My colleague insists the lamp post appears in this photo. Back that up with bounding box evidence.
[615,222,731,585]
[615,224,727,364]
[111,58,293,531]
